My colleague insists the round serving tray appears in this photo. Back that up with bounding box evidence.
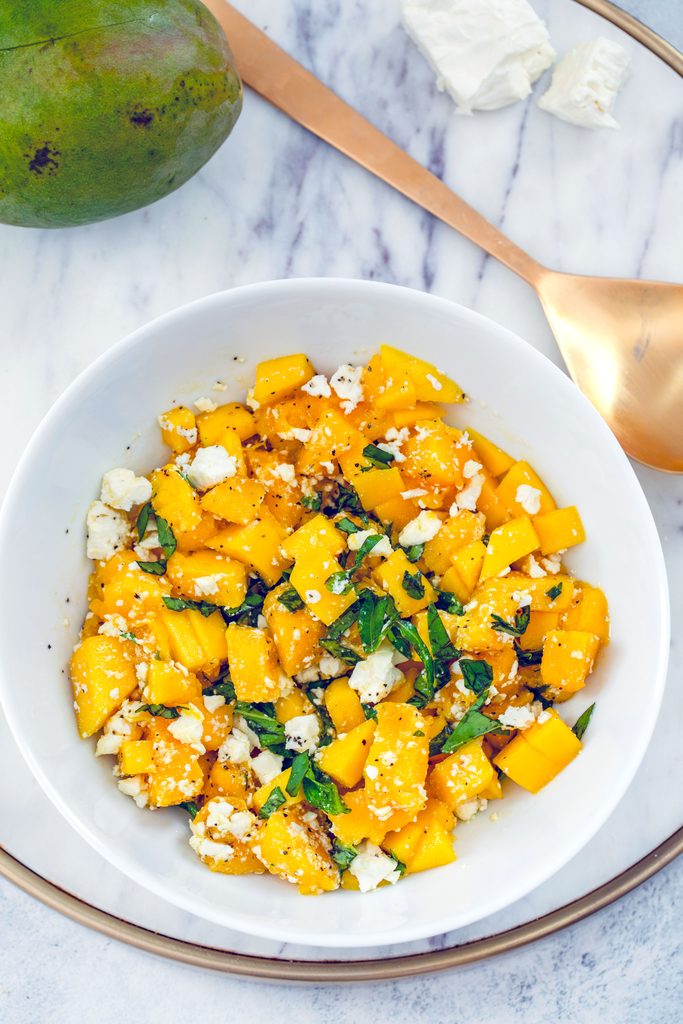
[1,0,681,981]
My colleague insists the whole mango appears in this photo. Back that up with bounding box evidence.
[0,0,242,227]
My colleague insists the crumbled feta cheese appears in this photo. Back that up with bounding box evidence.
[100,468,152,512]
[401,488,428,500]
[270,462,296,483]
[463,460,483,479]
[251,750,284,785]
[401,0,555,114]
[98,612,128,638]
[218,728,252,764]
[330,364,364,413]
[187,446,237,490]
[348,644,404,705]
[538,37,630,129]
[168,708,205,752]
[512,590,533,608]
[376,440,406,463]
[206,799,256,840]
[194,396,218,413]
[284,713,321,753]
[456,796,488,822]
[318,654,347,679]
[203,694,226,714]
[133,526,161,561]
[158,415,197,446]
[516,484,542,515]
[295,665,321,684]
[451,473,484,513]
[301,374,332,398]
[117,775,149,808]
[398,510,443,547]
[425,372,443,391]
[526,554,546,578]
[541,553,562,575]
[86,500,130,561]
[278,427,312,443]
[135,662,148,684]
[245,389,260,411]
[189,836,234,862]
[95,733,123,756]
[498,704,536,730]
[212,381,227,392]
[234,715,261,750]
[193,574,223,597]
[305,589,321,604]
[348,842,402,892]
[347,529,393,557]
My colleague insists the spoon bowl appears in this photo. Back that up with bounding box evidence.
[538,272,683,472]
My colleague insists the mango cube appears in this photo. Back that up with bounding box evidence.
[70,635,138,738]
[540,630,600,696]
[373,548,436,616]
[253,354,315,406]
[479,516,541,582]
[226,624,283,702]
[533,506,586,556]
[319,718,376,789]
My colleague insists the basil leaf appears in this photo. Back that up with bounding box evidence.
[139,703,181,719]
[320,638,361,665]
[441,707,504,754]
[362,442,395,469]
[404,543,424,563]
[258,786,287,819]
[388,851,407,876]
[386,624,412,660]
[301,492,322,511]
[222,579,268,626]
[429,725,450,757]
[362,703,378,721]
[120,631,140,643]
[427,605,459,664]
[436,589,465,616]
[515,645,543,667]
[353,533,384,568]
[326,601,361,641]
[163,595,217,617]
[572,702,595,740]
[203,679,236,703]
[286,752,311,797]
[325,571,355,595]
[545,582,563,600]
[482,533,490,546]
[329,482,366,518]
[155,514,177,559]
[137,560,166,575]
[136,501,152,541]
[278,587,305,611]
[331,841,358,871]
[357,592,396,654]
[234,702,284,737]
[393,619,434,690]
[335,517,361,535]
[302,771,349,816]
[402,570,425,600]
[459,658,493,696]
[180,801,199,819]
[491,606,530,637]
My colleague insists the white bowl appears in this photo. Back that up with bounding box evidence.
[0,279,669,948]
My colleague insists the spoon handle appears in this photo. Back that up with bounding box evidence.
[205,1,545,287]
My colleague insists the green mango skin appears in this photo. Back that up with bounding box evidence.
[0,0,242,227]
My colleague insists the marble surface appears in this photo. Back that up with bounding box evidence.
[1,0,682,1017]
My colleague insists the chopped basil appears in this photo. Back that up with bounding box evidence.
[491,607,530,637]
[258,786,287,819]
[459,658,493,696]
[326,601,361,641]
[436,589,465,616]
[120,631,140,643]
[352,533,384,568]
[392,619,436,706]
[136,501,152,541]
[180,801,199,819]
[329,482,366,517]
[234,701,286,754]
[139,703,181,719]
[572,702,595,740]
[362,704,378,721]
[325,571,355,595]
[222,579,268,626]
[155,514,177,560]
[482,533,490,546]
[278,587,305,611]
[515,645,543,667]
[301,492,322,511]
[163,595,217,617]
[404,543,425,563]
[302,768,349,816]
[335,517,361,535]
[320,638,362,665]
[331,841,358,871]
[413,729,425,737]
[440,691,504,754]
[362,442,395,469]
[427,604,459,666]
[137,559,166,575]
[402,569,425,600]
[429,725,450,757]
[203,678,236,703]
[388,851,407,876]
[357,591,397,654]
[285,752,311,796]
[546,582,563,601]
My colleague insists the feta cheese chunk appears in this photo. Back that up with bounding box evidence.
[168,707,205,752]
[301,374,332,398]
[348,842,402,892]
[498,704,537,730]
[398,510,443,547]
[187,446,237,490]
[538,37,630,129]
[330,364,364,413]
[401,0,555,114]
[347,529,393,557]
[251,749,284,785]
[86,500,130,561]
[451,472,484,513]
[515,483,542,515]
[284,713,321,754]
[218,728,252,764]
[100,468,152,511]
[348,644,404,705]
[194,396,218,413]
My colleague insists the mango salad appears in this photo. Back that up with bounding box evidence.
[71,346,609,894]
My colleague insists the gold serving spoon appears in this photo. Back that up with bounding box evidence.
[205,1,683,472]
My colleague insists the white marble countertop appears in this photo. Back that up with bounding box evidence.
[1,0,682,1018]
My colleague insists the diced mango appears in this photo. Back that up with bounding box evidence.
[147,720,203,807]
[166,550,248,608]
[159,607,228,677]
[174,512,219,553]
[328,787,416,846]
[533,506,586,556]
[493,736,559,793]
[540,630,600,697]
[440,540,487,603]
[226,624,283,702]
[374,495,418,531]
[200,477,266,526]
[290,551,356,626]
[201,701,234,752]
[392,403,444,429]
[206,760,252,801]
[466,428,515,478]
[422,510,485,575]
[324,677,366,733]
[206,519,289,586]
[479,516,541,582]
[402,420,467,489]
[196,403,255,445]
[427,739,495,811]
[380,345,464,403]
[119,739,154,776]
[561,585,610,644]
[518,610,560,651]
[257,804,339,894]
[373,548,436,616]
[150,466,202,534]
[364,702,428,816]
[263,584,326,676]
[70,635,138,738]
[281,514,345,561]
[253,354,315,406]
[143,660,202,706]
[253,767,301,812]
[158,405,197,454]
[496,461,556,518]
[275,689,314,723]
[351,466,405,511]
[476,465,509,530]
[319,718,376,789]
[524,709,582,766]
